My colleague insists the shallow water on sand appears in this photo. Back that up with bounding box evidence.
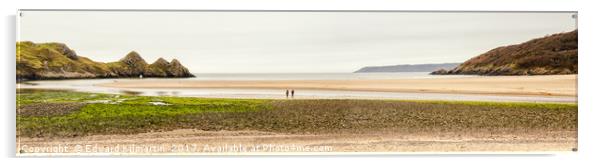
[17,73,575,103]
[188,72,475,80]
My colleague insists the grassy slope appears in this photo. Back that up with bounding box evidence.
[17,42,114,79]
[17,90,577,138]
[437,30,577,75]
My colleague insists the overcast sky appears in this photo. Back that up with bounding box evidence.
[18,11,576,73]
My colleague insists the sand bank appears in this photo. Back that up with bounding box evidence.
[99,75,577,97]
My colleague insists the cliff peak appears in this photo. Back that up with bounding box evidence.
[152,58,170,66]
[170,59,181,65]
[168,58,193,77]
[121,51,146,64]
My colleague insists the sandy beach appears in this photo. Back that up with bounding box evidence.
[99,75,577,97]
[17,129,577,154]
[17,78,578,155]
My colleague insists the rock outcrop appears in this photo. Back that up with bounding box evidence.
[145,58,171,77]
[143,58,194,77]
[16,42,195,80]
[55,43,78,60]
[167,59,194,77]
[108,51,149,77]
[432,30,577,75]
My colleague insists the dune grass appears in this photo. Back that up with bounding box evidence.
[17,90,577,138]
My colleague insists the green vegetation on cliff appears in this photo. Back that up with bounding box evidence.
[432,30,577,75]
[16,41,194,80]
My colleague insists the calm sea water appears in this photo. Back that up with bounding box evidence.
[187,72,472,80]
[17,72,575,103]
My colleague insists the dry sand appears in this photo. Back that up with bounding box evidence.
[17,129,577,155]
[99,75,577,97]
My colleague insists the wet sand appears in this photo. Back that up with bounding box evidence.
[99,75,577,97]
[17,129,577,155]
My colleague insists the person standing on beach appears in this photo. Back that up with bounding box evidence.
[291,89,295,98]
[286,89,289,98]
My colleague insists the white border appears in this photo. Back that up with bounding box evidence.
[2,0,601,165]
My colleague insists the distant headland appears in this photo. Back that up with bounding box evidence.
[354,63,460,73]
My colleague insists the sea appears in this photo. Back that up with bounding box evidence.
[187,72,470,80]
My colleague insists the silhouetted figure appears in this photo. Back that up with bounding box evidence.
[291,89,295,98]
[286,89,289,98]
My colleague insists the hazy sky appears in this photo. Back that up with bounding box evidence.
[18,11,576,73]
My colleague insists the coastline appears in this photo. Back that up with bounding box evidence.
[98,74,577,97]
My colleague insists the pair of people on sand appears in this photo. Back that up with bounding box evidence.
[285,89,295,98]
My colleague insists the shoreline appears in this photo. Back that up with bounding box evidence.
[17,129,577,154]
[98,75,577,97]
